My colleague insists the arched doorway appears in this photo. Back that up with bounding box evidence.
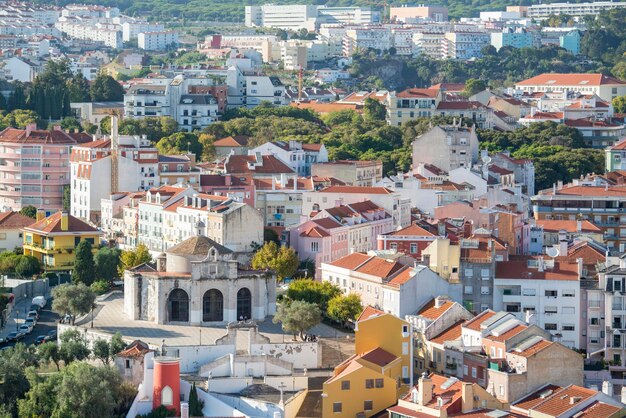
[237,288,251,320]
[202,289,223,322]
[167,289,189,322]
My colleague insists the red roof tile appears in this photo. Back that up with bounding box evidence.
[360,347,398,367]
[0,212,36,229]
[516,73,626,87]
[357,305,385,322]
[463,310,497,331]
[512,384,563,411]
[320,185,394,194]
[513,339,553,358]
[575,401,623,418]
[430,320,465,345]
[496,257,580,281]
[384,223,436,237]
[213,135,250,147]
[24,211,99,235]
[225,155,294,175]
[417,298,454,320]
[534,219,601,233]
[397,88,439,98]
[327,252,371,270]
[530,385,597,416]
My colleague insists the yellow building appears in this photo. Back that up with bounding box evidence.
[22,210,101,271]
[322,306,413,418]
[422,238,460,281]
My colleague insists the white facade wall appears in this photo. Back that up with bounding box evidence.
[138,31,178,51]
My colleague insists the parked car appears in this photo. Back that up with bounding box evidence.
[30,304,41,313]
[47,330,57,340]
[35,335,47,345]
[19,324,33,334]
[27,310,39,320]
[31,296,46,309]
[24,317,36,328]
[6,331,25,342]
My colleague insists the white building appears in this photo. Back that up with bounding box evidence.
[515,73,626,103]
[442,31,490,59]
[55,19,123,48]
[3,56,42,82]
[302,185,411,230]
[70,120,160,224]
[245,4,377,30]
[527,1,626,18]
[0,211,35,252]
[122,21,164,41]
[138,30,178,51]
[494,257,582,348]
[249,140,328,176]
[412,124,480,173]
[226,67,286,108]
[321,252,461,317]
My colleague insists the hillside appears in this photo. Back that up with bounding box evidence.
[35,0,594,22]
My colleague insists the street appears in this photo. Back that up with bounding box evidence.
[2,300,60,348]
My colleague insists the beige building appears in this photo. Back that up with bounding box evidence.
[311,160,383,186]
[124,235,276,325]
[515,73,626,102]
[386,89,442,126]
[389,5,448,22]
[412,124,479,173]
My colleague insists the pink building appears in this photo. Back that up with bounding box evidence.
[289,200,394,276]
[377,223,438,259]
[0,124,91,211]
[199,174,255,206]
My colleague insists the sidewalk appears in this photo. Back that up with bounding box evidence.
[0,298,31,339]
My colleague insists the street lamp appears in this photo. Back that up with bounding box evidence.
[15,309,19,332]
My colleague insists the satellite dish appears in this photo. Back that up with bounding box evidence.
[546,247,559,258]
[482,155,492,165]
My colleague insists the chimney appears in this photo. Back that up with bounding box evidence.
[60,211,68,231]
[461,382,474,412]
[434,295,449,308]
[225,174,232,186]
[438,221,446,237]
[602,380,614,397]
[25,123,37,136]
[537,257,544,272]
[577,257,583,278]
[417,372,433,406]
[559,238,568,258]
[576,220,582,232]
[53,125,62,131]
[36,208,46,222]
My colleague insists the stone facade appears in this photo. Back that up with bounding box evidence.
[124,236,276,325]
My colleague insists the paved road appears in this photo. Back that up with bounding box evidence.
[1,301,60,348]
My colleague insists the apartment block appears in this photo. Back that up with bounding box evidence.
[0,124,91,211]
[443,31,490,59]
[515,73,626,103]
[226,67,286,108]
[386,88,442,126]
[527,1,626,18]
[412,124,479,173]
[138,30,178,51]
[377,223,438,260]
[249,140,328,176]
[311,160,383,187]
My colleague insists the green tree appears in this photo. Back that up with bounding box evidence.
[17,368,61,418]
[38,341,61,371]
[67,73,91,102]
[90,73,125,102]
[0,251,20,274]
[188,383,204,416]
[92,333,126,366]
[52,283,95,325]
[273,300,321,341]
[463,78,487,97]
[156,132,202,155]
[59,329,91,365]
[251,241,298,280]
[0,343,39,416]
[15,255,41,278]
[7,83,27,111]
[2,109,39,129]
[613,96,626,113]
[19,205,37,219]
[286,279,341,312]
[118,244,152,276]
[94,247,121,282]
[326,294,363,326]
[58,117,81,132]
[63,185,71,211]
[363,97,386,121]
[73,240,95,285]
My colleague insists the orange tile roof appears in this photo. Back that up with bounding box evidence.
[384,223,436,237]
[357,305,385,322]
[327,252,371,270]
[289,100,361,114]
[531,385,597,416]
[325,358,364,384]
[522,111,563,120]
[23,211,99,235]
[77,138,111,148]
[575,401,623,418]
[534,219,601,233]
[386,268,415,287]
[513,339,553,358]
[430,320,465,345]
[463,310,497,331]
[311,217,342,229]
[430,82,466,92]
[449,410,526,418]
[213,135,249,147]
[496,257,579,281]
[401,373,464,410]
[417,299,454,320]
[512,384,563,411]
[300,226,330,238]
[516,73,626,87]
[397,88,439,98]
[485,324,527,343]
[0,127,91,144]
[360,347,398,367]
[0,212,36,229]
[610,138,626,150]
[320,185,394,194]
[355,257,406,278]
[117,340,151,358]
[543,185,626,197]
[225,155,294,175]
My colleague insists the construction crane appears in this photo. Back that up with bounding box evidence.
[104,109,122,193]
[364,0,391,23]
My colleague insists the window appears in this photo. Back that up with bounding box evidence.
[465,269,473,277]
[341,381,350,390]
[375,379,384,388]
[523,288,536,296]
[471,367,477,378]
[481,268,490,278]
[333,402,342,413]
[311,242,319,252]
[365,379,374,389]
[562,290,575,297]
[402,342,409,355]
[364,401,373,411]
[125,359,130,369]
[410,243,417,253]
[545,290,558,297]
[464,286,473,295]
[563,324,575,331]
[481,286,490,295]
[562,306,575,314]
[544,306,558,314]
[402,325,409,335]
[545,323,558,331]
[463,365,468,376]
[161,386,173,406]
[590,317,599,325]
[390,243,397,250]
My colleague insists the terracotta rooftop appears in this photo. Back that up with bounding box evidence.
[400,373,463,410]
[575,401,624,418]
[357,306,385,322]
[516,73,626,87]
[512,339,553,358]
[225,155,295,175]
[167,235,232,257]
[540,185,626,197]
[496,257,580,281]
[383,223,436,238]
[0,127,92,144]
[319,185,394,194]
[213,135,250,147]
[463,310,497,331]
[300,226,330,238]
[23,211,99,235]
[0,212,36,229]
[430,320,465,345]
[417,298,454,320]
[116,340,151,358]
[512,384,563,412]
[360,347,398,367]
[396,88,439,98]
[528,385,597,416]
[534,219,601,233]
[326,252,371,270]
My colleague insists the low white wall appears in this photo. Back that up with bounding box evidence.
[210,393,283,418]
[207,377,252,394]
[169,344,236,374]
[265,376,308,391]
[250,342,319,369]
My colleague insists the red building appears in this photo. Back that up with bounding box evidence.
[152,357,181,415]
[377,223,437,258]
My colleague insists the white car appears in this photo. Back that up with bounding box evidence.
[19,323,33,334]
